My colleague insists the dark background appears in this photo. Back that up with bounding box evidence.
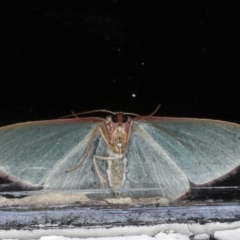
[1,1,240,124]
[1,1,240,192]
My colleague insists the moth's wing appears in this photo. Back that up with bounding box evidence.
[0,119,106,189]
[136,117,240,186]
[44,129,108,190]
[125,123,190,201]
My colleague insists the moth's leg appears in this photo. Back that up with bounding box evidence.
[66,124,114,173]
[87,125,115,187]
[93,155,117,161]
[65,126,103,173]
[92,156,108,188]
[92,155,121,188]
[91,125,120,188]
[96,126,112,146]
[65,151,91,173]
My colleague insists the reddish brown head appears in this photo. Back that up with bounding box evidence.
[105,113,132,155]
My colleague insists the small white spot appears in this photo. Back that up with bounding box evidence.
[132,93,136,97]
[141,62,145,65]
[117,127,124,132]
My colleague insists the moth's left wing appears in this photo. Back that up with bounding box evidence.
[125,123,190,201]
[136,117,240,186]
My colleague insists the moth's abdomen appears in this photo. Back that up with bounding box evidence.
[106,157,127,189]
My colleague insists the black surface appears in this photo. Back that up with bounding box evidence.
[1,2,240,193]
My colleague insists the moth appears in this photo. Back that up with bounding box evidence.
[1,106,240,202]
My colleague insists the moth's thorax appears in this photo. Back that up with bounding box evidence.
[105,113,132,154]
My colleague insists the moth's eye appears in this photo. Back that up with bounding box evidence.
[112,115,118,123]
[122,115,128,123]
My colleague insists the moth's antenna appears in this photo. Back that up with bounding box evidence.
[70,111,79,118]
[124,104,161,117]
[141,104,161,118]
[60,104,161,119]
[150,104,161,116]
[131,104,161,119]
[60,109,115,119]
[122,112,140,117]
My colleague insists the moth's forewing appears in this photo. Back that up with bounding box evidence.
[0,119,102,189]
[44,129,109,191]
[139,117,240,186]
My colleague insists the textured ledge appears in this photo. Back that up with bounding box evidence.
[1,203,240,230]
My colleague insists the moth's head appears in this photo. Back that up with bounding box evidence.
[105,113,132,154]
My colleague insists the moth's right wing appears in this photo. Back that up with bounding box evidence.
[0,118,107,190]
